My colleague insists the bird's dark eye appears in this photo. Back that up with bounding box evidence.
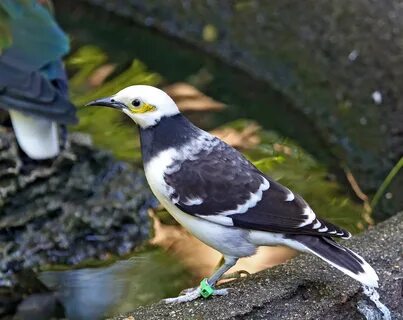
[132,99,141,107]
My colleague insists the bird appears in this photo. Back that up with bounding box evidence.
[0,0,77,160]
[86,85,379,303]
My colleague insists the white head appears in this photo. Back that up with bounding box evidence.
[86,85,180,128]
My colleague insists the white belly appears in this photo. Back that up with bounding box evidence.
[157,193,256,257]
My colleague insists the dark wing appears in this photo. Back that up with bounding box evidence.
[164,140,351,239]
[0,60,77,124]
[229,179,350,238]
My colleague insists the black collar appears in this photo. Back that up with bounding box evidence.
[139,114,200,164]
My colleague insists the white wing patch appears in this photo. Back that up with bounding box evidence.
[312,220,321,229]
[299,206,316,227]
[220,177,270,216]
[182,197,204,206]
[285,190,295,201]
[164,132,219,175]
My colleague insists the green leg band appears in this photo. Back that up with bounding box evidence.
[200,278,214,298]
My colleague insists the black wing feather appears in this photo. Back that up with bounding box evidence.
[164,139,350,238]
[165,142,265,215]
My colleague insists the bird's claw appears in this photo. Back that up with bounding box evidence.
[163,287,201,304]
[163,287,230,304]
[179,286,197,295]
[212,288,231,296]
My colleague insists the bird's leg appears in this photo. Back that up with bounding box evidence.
[163,256,238,304]
[213,255,250,281]
[206,256,237,285]
[215,256,225,270]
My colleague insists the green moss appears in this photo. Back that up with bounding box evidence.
[0,11,12,52]
[67,45,162,162]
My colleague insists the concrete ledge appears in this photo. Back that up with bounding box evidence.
[114,212,402,320]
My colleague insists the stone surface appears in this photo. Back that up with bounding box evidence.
[114,212,403,320]
[0,129,153,303]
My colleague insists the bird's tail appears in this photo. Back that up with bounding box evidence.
[288,235,378,288]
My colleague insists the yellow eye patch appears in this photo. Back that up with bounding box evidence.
[129,103,156,114]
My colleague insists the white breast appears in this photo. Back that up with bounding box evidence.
[144,148,257,258]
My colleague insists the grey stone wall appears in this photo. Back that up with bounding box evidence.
[83,0,403,197]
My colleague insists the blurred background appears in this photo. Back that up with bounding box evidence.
[0,1,402,319]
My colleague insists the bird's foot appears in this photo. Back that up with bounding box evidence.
[221,270,250,281]
[178,286,198,295]
[163,279,230,304]
[163,287,201,304]
[163,288,230,304]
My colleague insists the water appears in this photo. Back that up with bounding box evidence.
[357,286,392,320]
[38,249,192,319]
[22,2,373,318]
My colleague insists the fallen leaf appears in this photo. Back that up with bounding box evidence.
[163,83,225,112]
[273,143,293,155]
[88,63,117,88]
[211,123,261,149]
[163,82,201,98]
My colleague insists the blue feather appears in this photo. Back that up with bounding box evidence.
[0,0,69,73]
[0,0,77,124]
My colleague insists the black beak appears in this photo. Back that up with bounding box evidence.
[85,97,126,110]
